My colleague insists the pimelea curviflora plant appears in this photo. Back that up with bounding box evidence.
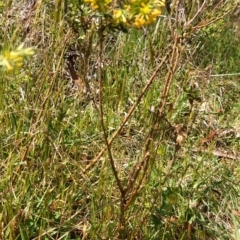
[84,0,166,28]
[0,44,34,71]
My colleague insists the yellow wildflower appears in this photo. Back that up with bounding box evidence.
[129,1,163,28]
[140,3,151,15]
[84,0,99,10]
[84,0,113,12]
[133,15,146,28]
[1,58,13,71]
[0,44,34,71]
[152,8,161,17]
[83,0,165,28]
[113,9,127,24]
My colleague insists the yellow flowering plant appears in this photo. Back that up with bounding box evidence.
[125,0,165,28]
[84,0,112,12]
[83,0,166,28]
[0,44,34,71]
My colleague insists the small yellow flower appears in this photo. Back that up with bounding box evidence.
[152,8,161,17]
[140,3,151,15]
[84,0,98,9]
[113,9,127,24]
[133,15,146,28]
[1,58,13,71]
[0,44,34,71]
[84,0,112,12]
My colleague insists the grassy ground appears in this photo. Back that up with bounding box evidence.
[0,1,240,239]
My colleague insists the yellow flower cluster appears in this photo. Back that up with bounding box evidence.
[0,44,34,71]
[84,0,112,12]
[113,9,128,25]
[84,0,165,28]
[130,1,165,28]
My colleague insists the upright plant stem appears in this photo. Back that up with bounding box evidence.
[97,20,126,238]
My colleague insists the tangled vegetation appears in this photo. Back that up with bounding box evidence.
[1,0,240,239]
